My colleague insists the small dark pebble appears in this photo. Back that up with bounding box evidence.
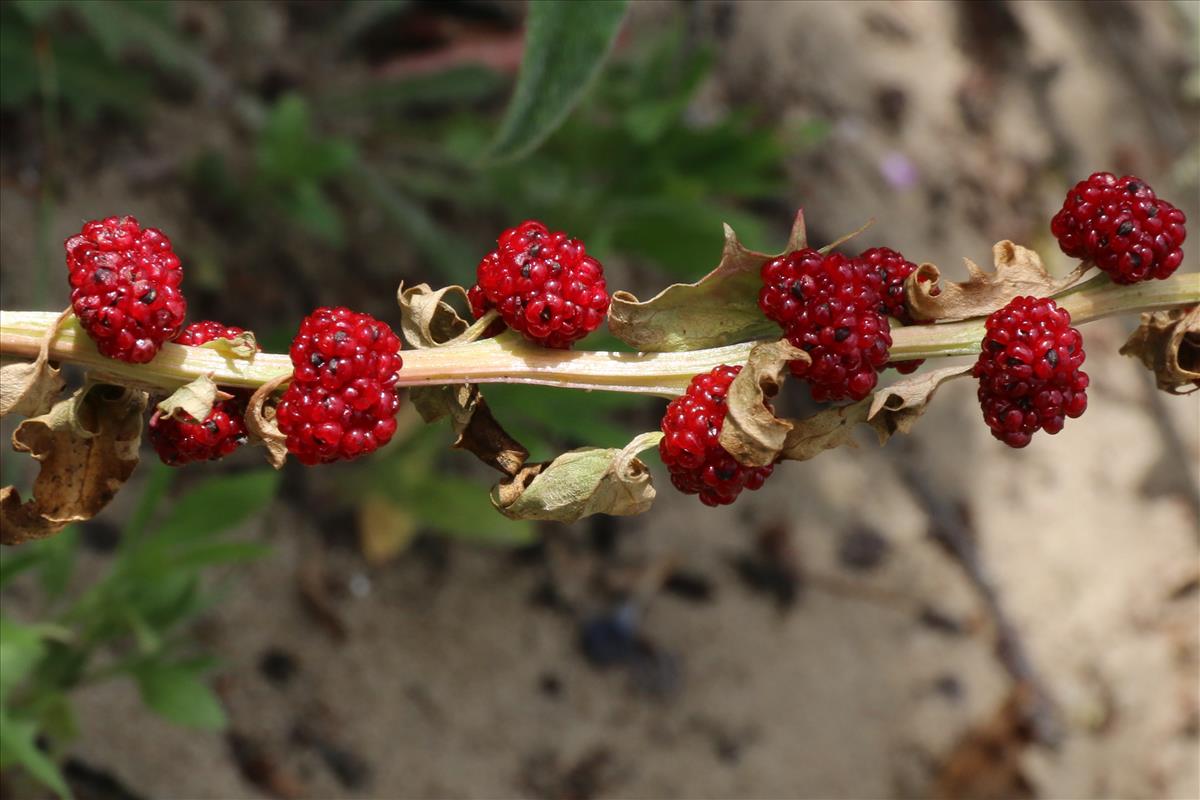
[579,605,638,667]
[258,647,299,687]
[837,526,891,572]
[663,569,715,604]
[731,555,800,610]
[538,672,563,699]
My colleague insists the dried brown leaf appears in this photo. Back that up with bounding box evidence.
[866,365,972,439]
[718,339,808,468]
[2,384,146,545]
[906,240,1087,322]
[155,374,232,422]
[779,400,872,462]
[0,308,71,419]
[245,374,290,469]
[492,432,661,522]
[397,282,472,348]
[398,282,529,474]
[607,212,809,351]
[1119,306,1200,395]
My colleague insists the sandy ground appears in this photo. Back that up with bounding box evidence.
[2,1,1198,798]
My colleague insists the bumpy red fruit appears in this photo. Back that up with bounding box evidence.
[659,365,775,507]
[973,296,1088,448]
[469,220,610,348]
[1051,172,1187,284]
[276,307,403,465]
[759,249,891,402]
[149,322,256,466]
[858,246,926,374]
[66,216,186,363]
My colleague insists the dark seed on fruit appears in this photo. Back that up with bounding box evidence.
[1007,357,1023,366]
[333,330,348,342]
[140,288,156,303]
[834,327,851,342]
[540,306,553,323]
[988,341,1005,351]
[1117,221,1133,236]
[94,268,114,283]
[1126,181,1142,194]
[1128,252,1143,267]
[1146,205,1158,218]
[205,420,220,435]
[310,353,324,367]
[1046,349,1058,366]
[328,358,339,373]
[716,467,736,481]
[528,244,541,257]
[790,282,805,300]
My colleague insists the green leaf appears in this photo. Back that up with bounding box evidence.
[0,709,70,799]
[0,550,42,588]
[0,618,46,701]
[152,471,279,543]
[133,661,226,730]
[484,0,629,163]
[35,527,78,599]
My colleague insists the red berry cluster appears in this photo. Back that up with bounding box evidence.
[1051,172,1187,284]
[759,249,892,402]
[659,365,775,506]
[973,296,1088,448]
[149,322,256,466]
[859,246,927,374]
[276,307,403,465]
[469,220,610,349]
[66,216,186,363]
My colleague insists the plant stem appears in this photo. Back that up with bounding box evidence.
[2,273,1196,397]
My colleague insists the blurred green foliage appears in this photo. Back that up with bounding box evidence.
[0,466,279,797]
[0,2,809,791]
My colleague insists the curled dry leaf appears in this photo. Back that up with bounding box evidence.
[492,432,662,522]
[0,308,71,419]
[195,331,259,359]
[905,240,1088,322]
[1119,306,1200,394]
[718,344,971,466]
[607,211,809,352]
[155,374,232,422]
[245,374,290,469]
[397,282,529,475]
[1,383,146,545]
[397,282,471,347]
[718,339,809,468]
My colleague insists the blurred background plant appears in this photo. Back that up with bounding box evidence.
[0,1,806,794]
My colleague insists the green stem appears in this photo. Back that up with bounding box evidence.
[1,272,1196,397]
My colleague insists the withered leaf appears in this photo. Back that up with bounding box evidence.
[779,400,872,462]
[492,432,661,522]
[0,308,71,419]
[905,240,1087,322]
[607,212,809,352]
[451,397,529,476]
[245,375,290,469]
[397,282,472,348]
[1119,306,1200,394]
[398,282,529,474]
[2,384,146,545]
[155,375,232,422]
[0,360,65,419]
[866,365,972,439]
[719,339,809,468]
[195,331,259,359]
